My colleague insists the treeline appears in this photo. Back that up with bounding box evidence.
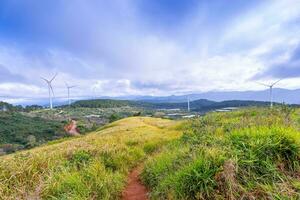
[70,99,132,108]
[0,101,43,112]
[70,99,152,108]
[191,100,271,112]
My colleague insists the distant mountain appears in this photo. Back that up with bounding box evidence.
[118,88,300,104]
[3,88,300,106]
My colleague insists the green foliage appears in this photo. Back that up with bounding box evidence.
[0,101,23,112]
[69,150,92,169]
[174,152,224,199]
[23,105,43,112]
[143,141,161,154]
[71,99,141,108]
[109,113,121,123]
[46,160,125,200]
[0,112,66,154]
[0,101,43,112]
[25,135,37,148]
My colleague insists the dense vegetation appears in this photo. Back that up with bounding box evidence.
[142,106,300,199]
[0,117,182,199]
[0,112,67,154]
[0,101,43,112]
[71,99,152,108]
[71,99,133,108]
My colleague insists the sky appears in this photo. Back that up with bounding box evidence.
[0,0,300,103]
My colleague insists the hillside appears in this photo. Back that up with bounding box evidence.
[142,107,300,199]
[2,107,300,199]
[0,117,182,199]
[0,112,67,154]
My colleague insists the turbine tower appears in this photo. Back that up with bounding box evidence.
[65,82,76,106]
[187,95,190,112]
[41,73,58,109]
[257,79,282,108]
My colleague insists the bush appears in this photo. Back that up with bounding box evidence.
[174,153,224,199]
[109,114,121,123]
[69,150,92,169]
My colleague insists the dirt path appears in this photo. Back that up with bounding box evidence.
[122,165,149,200]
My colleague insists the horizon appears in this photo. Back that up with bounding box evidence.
[0,0,300,101]
[1,87,299,106]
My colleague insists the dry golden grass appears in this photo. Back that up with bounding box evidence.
[0,117,182,200]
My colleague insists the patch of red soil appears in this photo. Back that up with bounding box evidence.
[122,166,149,200]
[64,120,80,136]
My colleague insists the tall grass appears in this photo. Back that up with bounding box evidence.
[0,117,182,199]
[142,107,300,199]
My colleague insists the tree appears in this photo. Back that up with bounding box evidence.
[109,114,121,123]
[26,135,37,148]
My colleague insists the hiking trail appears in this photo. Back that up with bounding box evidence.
[122,165,149,200]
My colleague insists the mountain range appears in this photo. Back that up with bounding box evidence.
[1,88,300,106]
[117,88,300,104]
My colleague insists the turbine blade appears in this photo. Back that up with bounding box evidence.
[40,77,49,83]
[255,81,270,87]
[50,73,58,82]
[271,79,283,87]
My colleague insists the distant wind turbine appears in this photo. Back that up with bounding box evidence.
[257,79,283,108]
[65,82,76,106]
[187,95,190,112]
[41,73,58,109]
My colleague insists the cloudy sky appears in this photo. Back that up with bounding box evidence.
[0,0,300,101]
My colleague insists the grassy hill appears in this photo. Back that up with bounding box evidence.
[0,117,182,199]
[2,107,300,199]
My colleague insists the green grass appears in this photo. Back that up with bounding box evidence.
[0,117,182,199]
[142,107,300,199]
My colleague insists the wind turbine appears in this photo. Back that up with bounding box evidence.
[41,73,58,109]
[257,79,282,108]
[65,82,76,106]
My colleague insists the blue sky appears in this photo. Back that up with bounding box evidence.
[0,0,300,102]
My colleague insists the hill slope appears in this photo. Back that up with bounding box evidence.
[142,107,300,199]
[0,112,67,154]
[2,107,300,199]
[0,117,182,199]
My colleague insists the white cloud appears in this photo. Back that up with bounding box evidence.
[0,0,300,101]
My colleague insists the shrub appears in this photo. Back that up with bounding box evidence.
[173,153,224,199]
[69,150,92,169]
[109,114,121,123]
